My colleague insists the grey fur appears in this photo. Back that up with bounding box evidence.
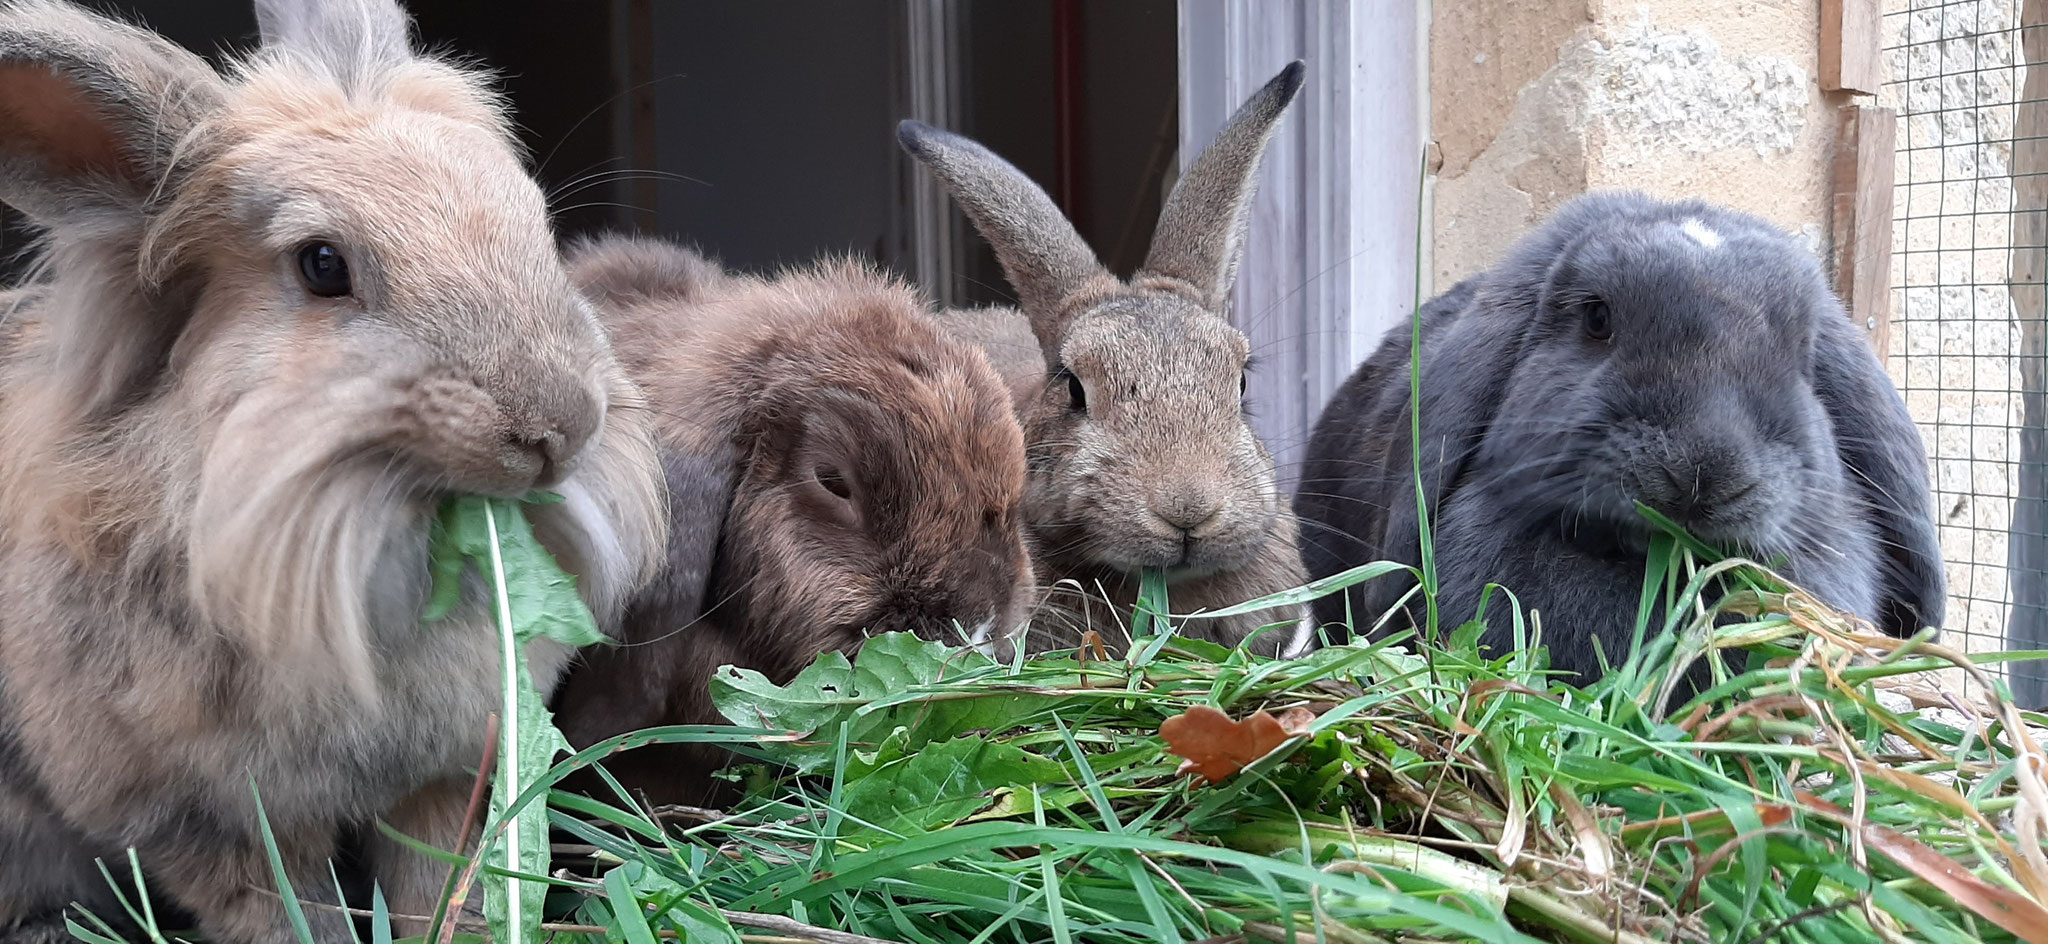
[1296,191,1946,686]
[904,62,1311,652]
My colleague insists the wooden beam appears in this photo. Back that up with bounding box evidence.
[625,0,656,232]
[1830,103,1897,355]
[1821,0,1882,94]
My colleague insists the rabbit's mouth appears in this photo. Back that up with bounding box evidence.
[1563,485,1778,556]
[1099,519,1268,579]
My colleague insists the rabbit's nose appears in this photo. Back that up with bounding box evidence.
[510,383,603,485]
[511,428,573,481]
[1153,493,1224,533]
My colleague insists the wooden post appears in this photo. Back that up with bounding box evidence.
[624,0,656,232]
[1821,0,1882,94]
[1830,104,1896,355]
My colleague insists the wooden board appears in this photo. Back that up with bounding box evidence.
[1830,103,1897,355]
[625,0,656,231]
[1822,0,1883,94]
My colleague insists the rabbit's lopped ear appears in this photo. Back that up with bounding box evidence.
[0,0,225,224]
[550,438,736,751]
[1811,306,1948,637]
[1139,60,1304,311]
[1376,283,1524,584]
[897,119,1105,361]
[254,0,413,87]
[622,442,737,641]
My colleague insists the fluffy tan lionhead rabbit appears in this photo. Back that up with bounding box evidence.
[900,62,1312,655]
[0,1,666,941]
[548,235,1034,808]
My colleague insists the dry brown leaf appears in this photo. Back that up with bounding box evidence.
[1548,781,1612,878]
[1275,706,1316,737]
[1620,802,1792,845]
[1861,823,2048,944]
[1797,788,2048,943]
[1159,706,1299,784]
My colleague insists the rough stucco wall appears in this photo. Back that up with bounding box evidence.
[1430,1,1593,289]
[1432,1,1841,290]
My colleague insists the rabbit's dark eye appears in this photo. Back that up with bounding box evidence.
[296,243,352,298]
[815,465,852,500]
[1240,372,1248,397]
[1582,302,1612,341]
[1057,366,1087,413]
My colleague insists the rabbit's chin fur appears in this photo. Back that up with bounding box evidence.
[0,1,668,941]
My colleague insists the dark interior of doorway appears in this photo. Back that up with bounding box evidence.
[0,0,1179,312]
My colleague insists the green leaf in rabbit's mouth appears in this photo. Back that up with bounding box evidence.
[421,491,602,649]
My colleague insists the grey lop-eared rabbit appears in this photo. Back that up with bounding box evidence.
[1294,191,1945,685]
[0,1,666,941]
[901,62,1312,655]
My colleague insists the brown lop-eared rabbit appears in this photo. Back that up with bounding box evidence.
[548,235,1034,808]
[899,62,1314,656]
[0,1,667,941]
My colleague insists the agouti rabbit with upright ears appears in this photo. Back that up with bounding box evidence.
[1294,191,1946,685]
[0,1,666,940]
[548,235,1035,808]
[899,62,1312,655]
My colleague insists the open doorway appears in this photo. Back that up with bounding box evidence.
[0,1,1183,310]
[622,0,1178,306]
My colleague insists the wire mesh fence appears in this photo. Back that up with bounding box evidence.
[1884,0,2048,706]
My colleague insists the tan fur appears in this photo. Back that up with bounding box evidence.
[550,235,1033,808]
[905,64,1312,655]
[0,2,666,941]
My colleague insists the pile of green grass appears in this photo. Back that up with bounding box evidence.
[523,554,2048,944]
[66,509,2048,944]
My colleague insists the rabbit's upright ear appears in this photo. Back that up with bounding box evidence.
[1811,310,1948,636]
[898,120,1105,360]
[0,1,225,224]
[254,0,414,83]
[1139,60,1304,310]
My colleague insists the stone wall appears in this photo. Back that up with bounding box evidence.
[1431,1,1846,289]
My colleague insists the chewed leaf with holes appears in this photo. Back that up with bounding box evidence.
[838,735,1068,835]
[423,492,603,648]
[710,651,859,744]
[709,632,1059,772]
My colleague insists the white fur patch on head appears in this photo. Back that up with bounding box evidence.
[1679,217,1723,250]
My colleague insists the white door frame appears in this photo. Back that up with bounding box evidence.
[897,0,966,308]
[1177,0,1430,487]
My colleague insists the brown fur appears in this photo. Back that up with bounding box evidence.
[904,64,1314,656]
[549,235,1033,808]
[0,2,666,942]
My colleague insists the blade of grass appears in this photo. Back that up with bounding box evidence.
[250,776,318,944]
[1050,714,1184,943]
